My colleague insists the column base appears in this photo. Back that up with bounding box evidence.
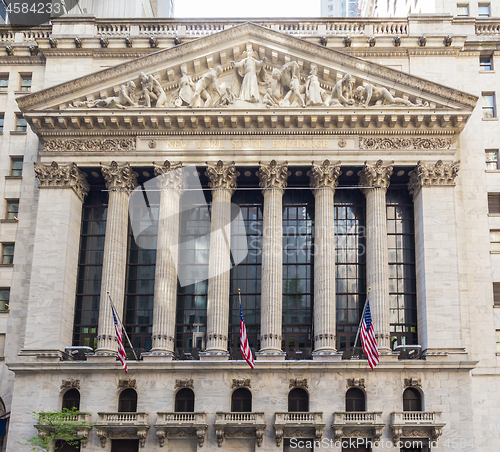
[199,351,229,361]
[256,350,286,361]
[312,351,343,361]
[142,351,174,362]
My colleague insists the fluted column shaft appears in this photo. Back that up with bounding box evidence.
[150,162,185,355]
[204,161,237,355]
[96,162,137,354]
[258,160,288,357]
[359,160,393,352]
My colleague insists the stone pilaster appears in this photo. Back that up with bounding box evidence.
[408,160,465,356]
[202,161,237,359]
[95,162,137,355]
[310,160,341,359]
[359,160,393,353]
[258,160,288,359]
[22,163,89,359]
[146,161,186,360]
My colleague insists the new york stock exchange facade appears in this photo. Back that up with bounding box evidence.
[4,20,499,452]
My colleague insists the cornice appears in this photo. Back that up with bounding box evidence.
[0,56,45,65]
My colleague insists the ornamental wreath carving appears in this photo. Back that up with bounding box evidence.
[34,161,90,201]
[43,138,136,153]
[61,379,80,390]
[408,160,460,196]
[359,137,452,150]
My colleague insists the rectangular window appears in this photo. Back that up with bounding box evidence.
[488,194,500,214]
[0,334,4,358]
[486,150,499,170]
[0,74,8,92]
[0,113,4,133]
[19,74,32,92]
[10,157,22,177]
[491,230,500,252]
[15,113,27,132]
[482,93,496,119]
[497,330,500,353]
[493,283,500,307]
[480,55,493,71]
[5,200,19,220]
[2,244,14,265]
[478,3,491,17]
[0,289,8,310]
[457,3,469,16]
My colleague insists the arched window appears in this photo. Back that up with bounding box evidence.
[288,388,309,412]
[403,388,422,412]
[231,388,252,412]
[345,388,365,412]
[175,388,195,413]
[118,388,137,413]
[62,389,80,411]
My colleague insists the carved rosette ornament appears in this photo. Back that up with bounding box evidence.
[34,161,90,202]
[205,160,237,192]
[358,160,394,190]
[259,160,288,191]
[101,161,138,192]
[61,379,80,390]
[310,160,341,190]
[408,160,460,197]
[154,161,186,192]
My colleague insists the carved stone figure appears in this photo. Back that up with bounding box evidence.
[354,83,415,107]
[174,65,196,107]
[305,64,327,106]
[262,88,278,107]
[231,49,267,103]
[190,66,223,108]
[329,73,355,106]
[138,72,168,108]
[216,86,236,107]
[71,81,138,109]
[272,61,305,107]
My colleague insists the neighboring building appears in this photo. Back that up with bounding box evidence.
[0,14,499,452]
[321,0,360,17]
[69,0,174,18]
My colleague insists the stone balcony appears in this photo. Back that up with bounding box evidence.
[154,412,208,447]
[35,412,92,448]
[390,411,445,443]
[214,412,266,447]
[273,412,325,447]
[332,412,384,441]
[95,412,149,448]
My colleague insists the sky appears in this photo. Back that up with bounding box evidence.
[174,0,321,18]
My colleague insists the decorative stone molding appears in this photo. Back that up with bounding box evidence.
[444,35,453,46]
[408,160,460,197]
[125,36,133,47]
[43,138,136,153]
[5,45,14,56]
[61,379,80,390]
[394,35,402,47]
[75,37,83,48]
[289,379,308,389]
[404,378,422,388]
[118,379,137,389]
[418,36,427,47]
[100,37,109,48]
[96,412,149,448]
[101,161,138,191]
[332,412,384,442]
[49,37,58,48]
[310,160,341,189]
[359,137,452,150]
[175,378,194,389]
[232,379,251,389]
[154,161,186,191]
[155,412,207,447]
[29,45,39,56]
[346,378,365,389]
[214,412,266,447]
[390,411,445,444]
[205,160,237,192]
[34,161,90,201]
[149,36,159,48]
[259,160,288,190]
[358,160,394,189]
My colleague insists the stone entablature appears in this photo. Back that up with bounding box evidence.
[273,412,325,447]
[390,411,445,443]
[95,412,149,448]
[214,412,266,447]
[332,412,384,441]
[34,161,89,201]
[154,412,207,447]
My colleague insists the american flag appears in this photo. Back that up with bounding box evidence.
[239,292,254,369]
[360,300,379,370]
[111,303,128,373]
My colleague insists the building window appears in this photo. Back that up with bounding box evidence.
[346,388,365,412]
[478,3,491,17]
[118,389,137,412]
[491,230,500,252]
[0,113,4,133]
[403,387,422,411]
[496,330,500,353]
[19,74,31,92]
[5,200,18,220]
[175,388,195,413]
[231,388,252,412]
[0,75,7,91]
[15,113,27,132]
[493,283,500,307]
[0,289,9,310]
[0,334,4,358]
[457,3,469,16]
[486,150,499,170]
[10,157,22,177]
[62,389,80,411]
[480,55,493,71]
[488,194,500,214]
[288,388,309,412]
[2,244,14,265]
[482,93,496,119]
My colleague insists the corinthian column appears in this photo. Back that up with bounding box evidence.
[202,161,237,359]
[258,160,288,359]
[146,161,186,361]
[310,160,341,359]
[95,162,137,355]
[359,160,393,353]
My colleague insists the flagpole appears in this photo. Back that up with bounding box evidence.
[353,287,371,349]
[107,291,139,361]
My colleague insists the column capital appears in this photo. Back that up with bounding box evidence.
[101,161,138,191]
[34,161,90,201]
[408,160,460,197]
[358,159,394,189]
[310,160,341,190]
[154,160,187,191]
[259,160,288,190]
[205,160,237,192]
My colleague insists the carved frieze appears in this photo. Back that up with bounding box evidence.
[289,379,308,389]
[408,160,460,197]
[34,161,90,201]
[310,160,341,189]
[101,161,138,191]
[358,160,394,189]
[205,160,237,191]
[404,378,422,388]
[259,160,288,190]
[346,378,365,389]
[154,161,186,192]
[175,379,194,389]
[359,137,452,150]
[61,379,81,390]
[118,379,137,389]
[232,379,251,389]
[43,138,136,153]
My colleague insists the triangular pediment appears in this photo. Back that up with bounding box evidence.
[18,22,477,135]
